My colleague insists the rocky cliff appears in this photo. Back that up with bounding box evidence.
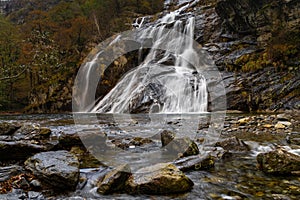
[170,0,299,111]
[212,0,300,111]
[27,0,300,112]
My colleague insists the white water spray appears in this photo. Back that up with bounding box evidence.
[87,3,208,113]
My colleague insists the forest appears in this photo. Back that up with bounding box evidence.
[0,0,164,111]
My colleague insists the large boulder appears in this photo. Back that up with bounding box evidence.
[97,164,131,194]
[257,147,300,175]
[25,150,80,190]
[127,163,193,194]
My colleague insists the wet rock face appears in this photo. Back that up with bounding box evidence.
[127,163,193,194]
[0,123,53,160]
[198,0,300,112]
[223,68,300,112]
[97,164,131,194]
[215,0,300,41]
[257,147,300,175]
[25,150,80,190]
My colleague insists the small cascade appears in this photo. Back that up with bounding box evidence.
[132,17,145,29]
[88,2,208,113]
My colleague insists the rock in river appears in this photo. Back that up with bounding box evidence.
[0,122,20,135]
[97,164,131,194]
[0,123,53,160]
[25,150,80,190]
[215,137,250,152]
[0,141,47,160]
[127,163,193,194]
[173,154,215,172]
[161,130,199,157]
[257,147,300,175]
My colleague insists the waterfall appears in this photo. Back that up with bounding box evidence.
[84,2,208,113]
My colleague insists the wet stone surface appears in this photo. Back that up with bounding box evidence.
[0,111,299,199]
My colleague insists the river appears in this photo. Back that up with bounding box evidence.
[1,113,299,199]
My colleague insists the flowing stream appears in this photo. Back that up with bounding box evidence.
[1,113,299,199]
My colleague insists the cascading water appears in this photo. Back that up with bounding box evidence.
[89,2,208,113]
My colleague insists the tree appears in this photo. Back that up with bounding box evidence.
[0,15,26,109]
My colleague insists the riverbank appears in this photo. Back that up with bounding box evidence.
[0,111,299,199]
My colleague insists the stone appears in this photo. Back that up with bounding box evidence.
[277,113,290,121]
[14,124,51,140]
[0,123,56,160]
[0,165,23,182]
[278,121,292,127]
[0,141,47,160]
[0,122,20,135]
[58,131,107,150]
[215,137,250,152]
[173,154,215,172]
[257,147,300,175]
[272,194,291,200]
[27,191,44,200]
[38,128,51,137]
[161,130,199,157]
[25,150,80,190]
[161,130,175,147]
[70,146,103,168]
[127,163,193,194]
[129,137,153,146]
[112,137,153,150]
[30,180,42,188]
[286,132,300,145]
[97,164,131,194]
[165,137,199,157]
[57,133,83,149]
[238,117,250,125]
[263,124,273,128]
[275,123,286,129]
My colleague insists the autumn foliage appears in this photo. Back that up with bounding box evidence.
[0,0,164,111]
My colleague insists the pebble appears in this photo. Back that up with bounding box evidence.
[28,191,44,199]
[30,180,41,188]
[263,124,273,128]
[278,121,292,126]
[275,123,286,129]
[238,117,250,125]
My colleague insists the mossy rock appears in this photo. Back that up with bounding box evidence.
[257,147,300,175]
[97,164,131,194]
[127,163,193,194]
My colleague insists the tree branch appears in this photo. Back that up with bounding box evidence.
[0,67,27,81]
